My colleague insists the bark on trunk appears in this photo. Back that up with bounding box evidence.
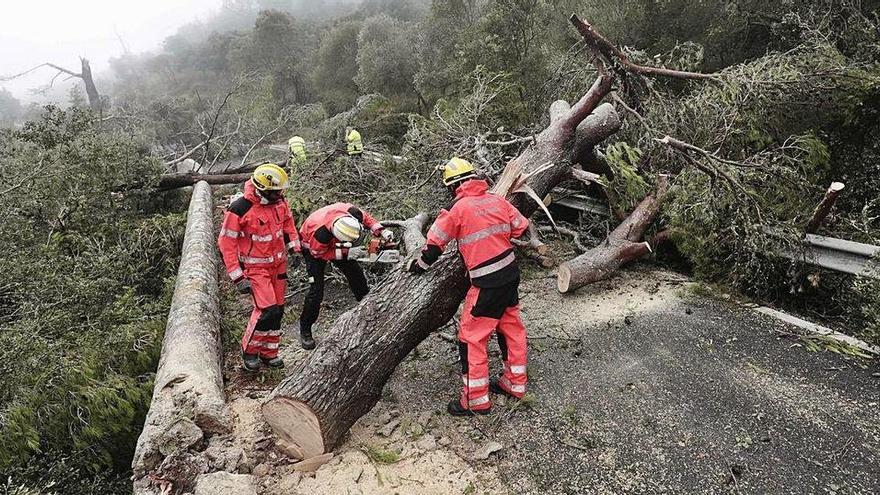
[557,175,669,293]
[805,182,845,234]
[262,74,619,460]
[132,181,230,482]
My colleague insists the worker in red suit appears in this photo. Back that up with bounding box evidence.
[298,202,393,350]
[218,164,301,371]
[406,158,529,416]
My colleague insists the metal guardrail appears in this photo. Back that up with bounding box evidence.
[798,234,880,279]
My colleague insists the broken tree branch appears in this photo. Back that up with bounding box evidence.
[805,182,845,234]
[557,175,669,293]
[569,15,721,82]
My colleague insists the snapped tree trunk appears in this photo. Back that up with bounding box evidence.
[80,58,101,112]
[557,176,669,293]
[262,70,619,460]
[805,182,845,234]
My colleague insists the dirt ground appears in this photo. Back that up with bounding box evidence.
[221,264,880,495]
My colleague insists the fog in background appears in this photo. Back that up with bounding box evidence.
[0,0,362,103]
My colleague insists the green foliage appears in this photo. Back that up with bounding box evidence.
[0,107,185,489]
[601,142,650,213]
[355,15,422,111]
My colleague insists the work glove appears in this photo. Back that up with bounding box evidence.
[347,245,368,260]
[380,229,395,242]
[235,278,252,295]
[406,259,426,275]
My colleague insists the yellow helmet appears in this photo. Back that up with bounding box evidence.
[438,157,476,186]
[251,163,289,191]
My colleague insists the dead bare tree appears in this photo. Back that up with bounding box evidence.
[1,58,102,111]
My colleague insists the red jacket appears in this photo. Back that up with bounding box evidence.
[218,181,300,281]
[299,202,384,261]
[418,179,529,287]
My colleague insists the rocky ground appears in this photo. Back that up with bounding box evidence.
[214,263,880,495]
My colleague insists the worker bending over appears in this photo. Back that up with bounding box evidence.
[407,158,529,416]
[288,135,308,170]
[346,127,363,157]
[298,202,392,349]
[218,164,301,371]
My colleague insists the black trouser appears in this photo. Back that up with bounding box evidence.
[299,249,369,331]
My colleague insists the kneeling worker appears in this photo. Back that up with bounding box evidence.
[407,158,529,416]
[298,202,392,349]
[218,164,302,370]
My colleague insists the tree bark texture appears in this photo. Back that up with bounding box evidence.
[132,181,229,482]
[557,176,669,293]
[262,73,620,460]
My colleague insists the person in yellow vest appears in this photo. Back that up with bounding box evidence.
[288,135,307,169]
[346,127,363,157]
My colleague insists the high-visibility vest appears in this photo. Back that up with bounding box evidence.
[346,129,363,155]
[288,136,307,164]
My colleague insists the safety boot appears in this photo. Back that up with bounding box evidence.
[490,377,518,399]
[299,324,316,350]
[261,356,285,368]
[447,399,490,417]
[242,352,261,371]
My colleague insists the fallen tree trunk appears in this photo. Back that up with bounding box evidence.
[157,172,251,191]
[557,175,668,293]
[262,70,619,461]
[132,181,230,491]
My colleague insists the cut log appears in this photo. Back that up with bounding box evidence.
[557,175,669,293]
[805,182,845,234]
[132,181,230,486]
[262,67,620,459]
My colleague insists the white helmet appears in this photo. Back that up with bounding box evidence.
[332,215,363,242]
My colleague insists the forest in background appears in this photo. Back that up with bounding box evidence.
[1,0,879,492]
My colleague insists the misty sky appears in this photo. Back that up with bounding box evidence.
[1,0,222,101]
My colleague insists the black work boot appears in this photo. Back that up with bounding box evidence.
[490,377,518,399]
[261,356,285,368]
[447,399,490,417]
[242,352,261,371]
[299,324,316,350]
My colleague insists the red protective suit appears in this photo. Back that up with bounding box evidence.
[415,179,529,411]
[299,202,384,261]
[217,181,300,359]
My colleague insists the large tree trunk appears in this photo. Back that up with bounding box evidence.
[557,176,668,293]
[132,181,230,491]
[262,72,619,460]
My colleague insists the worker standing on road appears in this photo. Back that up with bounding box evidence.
[346,126,363,157]
[288,135,308,170]
[407,158,529,416]
[298,202,393,350]
[218,164,302,371]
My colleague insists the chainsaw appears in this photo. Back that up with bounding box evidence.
[336,238,401,264]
